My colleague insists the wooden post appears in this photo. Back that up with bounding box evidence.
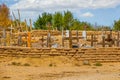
[27,32,31,47]
[18,9,22,32]
[69,30,72,48]
[76,30,79,43]
[62,28,64,47]
[47,33,51,47]
[41,36,44,47]
[91,34,94,47]
[18,34,22,46]
[102,36,105,47]
[47,22,51,48]
[110,30,112,38]
[10,24,13,36]
[117,31,119,47]
[109,30,112,47]
[6,32,10,46]
[25,19,28,32]
[108,34,112,47]
[47,35,48,47]
[29,19,32,32]
[25,33,27,47]
[3,29,6,46]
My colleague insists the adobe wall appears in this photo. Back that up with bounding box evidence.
[0,47,120,62]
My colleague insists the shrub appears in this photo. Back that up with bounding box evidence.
[49,63,53,67]
[11,62,21,66]
[3,76,11,78]
[94,62,102,66]
[23,63,30,66]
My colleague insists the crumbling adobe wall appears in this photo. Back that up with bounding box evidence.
[0,47,120,63]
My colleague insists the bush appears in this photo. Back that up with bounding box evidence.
[3,76,11,79]
[94,62,102,66]
[23,63,30,66]
[11,62,21,66]
[49,63,53,67]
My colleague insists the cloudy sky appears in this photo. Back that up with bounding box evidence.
[1,0,120,27]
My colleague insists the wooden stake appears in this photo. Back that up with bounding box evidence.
[6,32,10,46]
[47,33,51,47]
[91,34,94,47]
[102,36,105,47]
[69,30,72,48]
[27,32,31,47]
[62,28,64,47]
[18,34,22,46]
[47,22,51,48]
[3,29,6,46]
[41,36,44,47]
[25,19,28,32]
[25,33,27,47]
[18,9,22,32]
[76,30,79,43]
[12,11,17,20]
[117,31,119,47]
[29,19,32,32]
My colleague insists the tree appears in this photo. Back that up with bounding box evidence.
[34,12,52,30]
[70,19,81,30]
[53,12,63,30]
[63,11,73,30]
[0,4,11,28]
[34,16,44,29]
[34,11,93,31]
[70,19,93,30]
[113,19,120,31]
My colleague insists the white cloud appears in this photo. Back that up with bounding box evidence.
[9,0,120,24]
[81,12,94,17]
[10,0,120,11]
[11,10,40,23]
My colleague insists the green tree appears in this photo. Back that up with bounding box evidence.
[71,19,93,30]
[53,12,63,30]
[113,19,120,31]
[63,11,73,30]
[34,12,52,30]
[70,19,81,30]
[34,11,93,31]
[34,16,44,29]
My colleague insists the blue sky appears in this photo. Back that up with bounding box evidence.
[1,0,120,27]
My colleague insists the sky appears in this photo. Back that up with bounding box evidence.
[1,0,120,27]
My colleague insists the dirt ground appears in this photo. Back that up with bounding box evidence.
[0,57,120,80]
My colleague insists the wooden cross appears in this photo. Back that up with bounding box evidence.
[87,34,97,47]
[47,22,51,48]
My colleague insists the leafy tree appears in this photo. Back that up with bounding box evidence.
[70,19,93,30]
[53,12,63,30]
[70,19,81,30]
[34,16,43,29]
[113,19,120,31]
[34,12,52,30]
[63,11,73,30]
[0,4,11,28]
[34,11,93,31]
